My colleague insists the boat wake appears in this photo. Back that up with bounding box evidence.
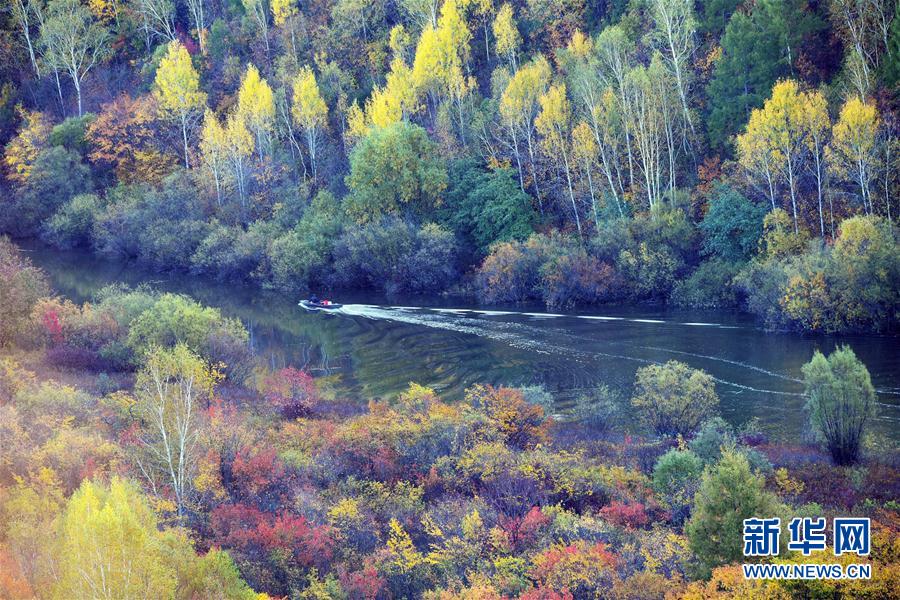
[335,304,809,398]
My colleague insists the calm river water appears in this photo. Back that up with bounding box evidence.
[22,241,900,443]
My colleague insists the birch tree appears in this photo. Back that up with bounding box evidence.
[199,109,227,206]
[650,0,697,141]
[11,0,42,77]
[500,56,551,212]
[536,83,582,237]
[39,0,110,116]
[272,0,299,58]
[805,89,831,236]
[237,63,275,161]
[225,111,254,211]
[242,0,271,57]
[737,80,813,232]
[291,66,329,180]
[154,41,207,168]
[493,3,520,70]
[134,344,216,518]
[623,64,665,212]
[135,0,177,44]
[185,0,206,51]
[828,96,880,214]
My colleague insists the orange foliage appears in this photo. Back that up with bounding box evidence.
[86,94,175,185]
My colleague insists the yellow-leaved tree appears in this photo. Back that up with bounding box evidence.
[736,80,825,233]
[291,66,328,179]
[271,0,298,57]
[828,96,880,216]
[536,83,582,237]
[411,0,473,142]
[493,3,520,70]
[56,477,177,599]
[199,109,227,206]
[3,109,51,184]
[226,111,254,211]
[237,63,275,162]
[500,56,551,211]
[154,40,207,168]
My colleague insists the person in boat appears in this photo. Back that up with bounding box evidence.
[309,294,320,304]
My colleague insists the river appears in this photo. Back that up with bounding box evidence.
[21,241,900,444]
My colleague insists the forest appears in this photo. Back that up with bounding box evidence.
[0,0,898,332]
[1,0,899,598]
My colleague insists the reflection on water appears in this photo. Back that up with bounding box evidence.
[21,241,900,442]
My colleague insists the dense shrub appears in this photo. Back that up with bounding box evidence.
[191,223,268,282]
[261,367,320,418]
[0,238,50,346]
[699,186,767,262]
[571,385,622,434]
[331,218,459,295]
[92,174,211,270]
[592,211,697,301]
[42,193,102,249]
[267,191,342,290]
[736,215,899,332]
[476,232,616,306]
[670,258,742,308]
[631,361,719,438]
[685,450,784,577]
[344,122,448,223]
[688,417,736,464]
[441,158,536,257]
[652,449,703,524]
[802,345,877,465]
[125,293,249,369]
[2,147,93,236]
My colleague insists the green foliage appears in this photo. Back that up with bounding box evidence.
[631,361,719,438]
[592,211,698,301]
[572,384,622,434]
[179,549,260,599]
[48,114,95,156]
[268,191,343,291]
[698,0,742,37]
[670,259,742,308]
[802,345,877,465]
[736,215,899,332]
[191,220,273,282]
[92,174,211,270]
[42,193,102,248]
[345,122,448,223]
[0,237,50,346]
[699,187,767,262]
[2,147,92,236]
[332,218,459,295]
[441,158,536,257]
[652,449,703,523]
[706,0,823,151]
[125,293,248,364]
[685,450,784,577]
[688,417,736,464]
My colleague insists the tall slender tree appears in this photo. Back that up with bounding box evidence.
[154,41,207,168]
[39,0,109,116]
[291,66,329,180]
